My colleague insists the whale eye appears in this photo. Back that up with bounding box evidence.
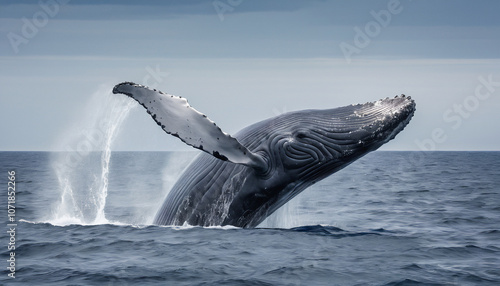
[296,132,307,139]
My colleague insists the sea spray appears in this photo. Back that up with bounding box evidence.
[258,197,301,228]
[50,85,134,225]
[93,94,134,224]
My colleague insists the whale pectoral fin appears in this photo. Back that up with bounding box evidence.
[113,82,266,170]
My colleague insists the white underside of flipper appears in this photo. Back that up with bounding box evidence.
[113,82,266,170]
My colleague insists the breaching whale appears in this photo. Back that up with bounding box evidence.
[113,82,416,228]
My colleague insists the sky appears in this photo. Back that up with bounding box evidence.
[1,0,499,151]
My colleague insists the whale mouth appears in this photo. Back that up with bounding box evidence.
[350,94,416,150]
[292,94,416,157]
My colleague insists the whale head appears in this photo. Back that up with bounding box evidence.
[232,95,416,225]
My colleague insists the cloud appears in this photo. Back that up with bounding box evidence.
[2,0,500,28]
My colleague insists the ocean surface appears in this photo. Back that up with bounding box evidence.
[1,151,499,285]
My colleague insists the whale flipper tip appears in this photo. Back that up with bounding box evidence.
[113,82,139,95]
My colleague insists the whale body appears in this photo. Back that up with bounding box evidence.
[113,82,416,228]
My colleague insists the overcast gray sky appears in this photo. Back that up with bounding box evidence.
[1,0,499,151]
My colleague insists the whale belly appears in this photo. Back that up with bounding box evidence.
[153,153,255,226]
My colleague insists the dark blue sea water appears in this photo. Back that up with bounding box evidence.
[1,151,499,285]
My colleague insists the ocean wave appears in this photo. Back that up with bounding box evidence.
[20,219,243,231]
[382,278,443,285]
[426,244,497,257]
[288,224,394,239]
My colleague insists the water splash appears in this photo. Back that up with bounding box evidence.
[50,85,134,226]
[258,198,301,228]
